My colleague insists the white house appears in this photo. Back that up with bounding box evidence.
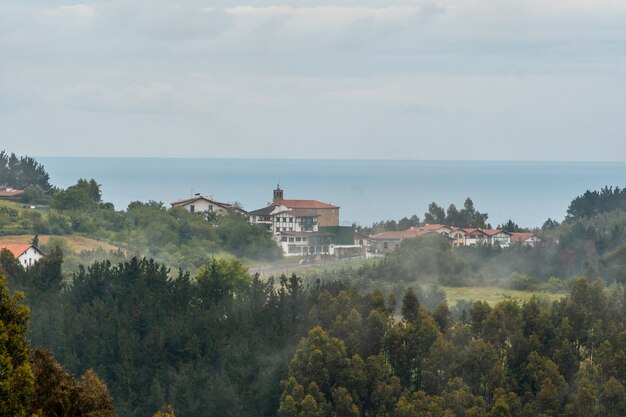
[278,231,335,256]
[461,228,488,246]
[483,229,512,247]
[171,194,245,216]
[510,232,542,247]
[0,244,44,268]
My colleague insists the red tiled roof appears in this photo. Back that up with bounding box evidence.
[0,244,33,258]
[0,187,24,197]
[422,224,448,231]
[273,199,339,209]
[510,232,536,242]
[369,227,422,240]
[482,229,510,236]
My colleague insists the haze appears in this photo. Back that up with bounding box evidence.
[2,0,626,160]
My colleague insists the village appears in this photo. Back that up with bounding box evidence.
[168,185,543,258]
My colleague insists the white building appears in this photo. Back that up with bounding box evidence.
[278,231,335,256]
[249,205,320,234]
[483,229,512,247]
[171,194,245,216]
[0,244,44,268]
[510,232,542,247]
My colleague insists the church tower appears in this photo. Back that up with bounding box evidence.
[273,184,283,202]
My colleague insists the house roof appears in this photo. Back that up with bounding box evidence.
[287,209,320,217]
[510,232,538,242]
[0,187,24,197]
[482,229,511,236]
[171,195,244,212]
[248,206,276,216]
[272,199,339,209]
[0,244,42,258]
[369,227,422,241]
[422,224,449,231]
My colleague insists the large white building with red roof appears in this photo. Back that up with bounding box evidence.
[248,186,340,256]
[0,243,44,268]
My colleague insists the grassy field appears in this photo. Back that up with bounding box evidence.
[0,234,121,253]
[247,255,374,278]
[442,286,565,307]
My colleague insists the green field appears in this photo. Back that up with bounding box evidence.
[442,286,565,306]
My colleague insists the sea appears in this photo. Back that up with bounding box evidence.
[36,158,626,229]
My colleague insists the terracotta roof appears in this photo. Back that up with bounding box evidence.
[510,232,537,242]
[0,187,24,197]
[273,199,339,209]
[0,244,36,258]
[482,229,511,236]
[369,227,422,240]
[422,224,448,231]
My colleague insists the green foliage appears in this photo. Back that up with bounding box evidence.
[424,198,489,228]
[0,151,52,192]
[567,186,626,221]
[30,347,115,417]
[0,273,34,417]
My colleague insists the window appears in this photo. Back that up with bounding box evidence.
[282,237,288,242]
[289,237,295,242]
[383,241,389,249]
[190,205,195,213]
[208,205,213,211]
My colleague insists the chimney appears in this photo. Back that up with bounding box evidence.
[273,184,283,202]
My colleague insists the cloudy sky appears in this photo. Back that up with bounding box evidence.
[2,0,626,160]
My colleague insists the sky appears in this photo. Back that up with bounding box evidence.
[2,0,626,160]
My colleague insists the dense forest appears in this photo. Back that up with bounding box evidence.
[4,245,626,417]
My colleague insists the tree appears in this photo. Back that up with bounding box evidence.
[498,219,525,233]
[424,202,446,225]
[30,348,116,417]
[460,198,489,228]
[401,288,420,323]
[0,273,34,417]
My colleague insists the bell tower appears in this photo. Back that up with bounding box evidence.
[273,184,283,202]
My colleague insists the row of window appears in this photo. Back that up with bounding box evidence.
[281,236,307,242]
[287,245,330,254]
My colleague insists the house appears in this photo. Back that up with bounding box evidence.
[482,229,512,247]
[0,244,44,268]
[450,227,468,247]
[278,231,335,256]
[248,205,320,234]
[249,186,341,256]
[462,228,489,246]
[368,227,422,254]
[171,194,245,216]
[0,187,24,200]
[510,232,542,247]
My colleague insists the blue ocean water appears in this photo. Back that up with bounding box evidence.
[36,158,626,228]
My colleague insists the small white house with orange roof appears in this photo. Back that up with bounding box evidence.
[0,243,44,268]
[510,232,542,247]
